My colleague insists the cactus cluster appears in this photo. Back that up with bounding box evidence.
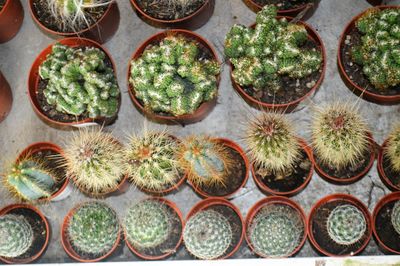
[351,8,400,90]
[224,5,322,92]
[248,204,304,258]
[183,209,233,260]
[129,35,220,116]
[391,200,400,235]
[384,124,400,172]
[39,43,119,118]
[327,204,366,246]
[0,214,34,258]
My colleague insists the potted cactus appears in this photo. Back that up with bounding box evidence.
[378,125,400,191]
[338,6,400,105]
[124,198,184,260]
[183,198,244,260]
[308,194,372,257]
[128,30,221,125]
[225,5,325,112]
[0,71,12,123]
[0,0,23,43]
[245,112,313,196]
[0,204,50,264]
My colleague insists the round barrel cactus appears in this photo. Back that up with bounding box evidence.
[385,125,400,173]
[391,200,400,235]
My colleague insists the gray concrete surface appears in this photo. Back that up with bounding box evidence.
[1,0,400,263]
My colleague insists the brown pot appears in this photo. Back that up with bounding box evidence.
[0,71,12,123]
[127,29,220,125]
[308,193,372,257]
[29,0,119,44]
[124,197,184,260]
[0,0,24,43]
[337,6,400,105]
[378,139,399,191]
[130,0,214,30]
[0,204,50,264]
[28,37,121,129]
[245,196,307,258]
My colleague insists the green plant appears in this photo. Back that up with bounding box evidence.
[391,200,400,235]
[0,214,34,258]
[327,204,366,245]
[129,35,220,116]
[39,43,119,118]
[350,8,400,90]
[248,204,304,258]
[67,202,119,256]
[183,209,232,260]
[384,124,400,172]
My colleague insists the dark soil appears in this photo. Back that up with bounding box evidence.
[0,0,6,11]
[135,0,206,20]
[382,153,400,190]
[253,0,312,10]
[375,200,400,252]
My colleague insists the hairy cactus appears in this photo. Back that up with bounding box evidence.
[183,209,232,260]
[351,8,400,90]
[327,204,366,246]
[129,35,220,116]
[0,214,34,258]
[384,124,400,172]
[67,202,119,256]
[248,204,304,258]
[225,5,322,92]
[39,43,119,118]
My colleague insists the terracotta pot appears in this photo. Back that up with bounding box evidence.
[29,0,119,44]
[337,6,400,105]
[130,0,214,30]
[28,37,121,129]
[378,139,399,191]
[0,0,24,43]
[245,196,307,258]
[308,193,372,257]
[0,71,12,123]
[0,204,50,264]
[124,197,184,260]
[127,29,220,125]
[251,138,313,197]
[230,18,326,113]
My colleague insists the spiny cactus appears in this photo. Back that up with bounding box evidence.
[67,202,119,256]
[327,204,366,246]
[384,124,400,172]
[39,43,119,118]
[0,214,34,258]
[225,5,322,92]
[129,35,220,116]
[351,8,400,90]
[183,209,232,260]
[391,200,400,235]
[248,204,304,258]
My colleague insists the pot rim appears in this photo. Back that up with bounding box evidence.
[246,0,314,14]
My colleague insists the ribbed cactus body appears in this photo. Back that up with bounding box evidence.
[391,201,400,235]
[385,125,400,172]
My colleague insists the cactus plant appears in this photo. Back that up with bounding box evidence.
[326,204,366,246]
[0,214,34,258]
[384,124,400,172]
[183,209,232,260]
[129,35,220,116]
[391,200,400,235]
[39,43,119,119]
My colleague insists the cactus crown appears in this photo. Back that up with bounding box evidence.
[248,204,304,258]
[351,8,400,90]
[312,102,369,170]
[183,209,232,260]
[39,43,119,119]
[391,200,400,235]
[384,124,400,172]
[67,202,119,256]
[327,204,366,246]
[0,214,34,258]
[129,34,220,116]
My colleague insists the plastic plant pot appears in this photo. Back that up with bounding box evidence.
[377,139,400,191]
[0,0,24,43]
[0,71,12,123]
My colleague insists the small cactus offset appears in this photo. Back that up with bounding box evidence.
[39,43,119,118]
[391,200,400,235]
[0,214,34,258]
[129,35,220,116]
[183,209,233,260]
[384,124,400,172]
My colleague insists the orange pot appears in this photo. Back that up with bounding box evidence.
[0,71,12,123]
[377,139,399,191]
[0,0,24,43]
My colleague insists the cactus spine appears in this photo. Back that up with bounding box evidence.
[391,200,400,235]
[384,124,400,172]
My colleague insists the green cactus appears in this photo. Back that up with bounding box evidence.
[39,43,119,119]
[0,214,34,258]
[129,35,220,116]
[327,204,366,246]
[391,200,400,235]
[67,202,119,256]
[384,124,400,172]
[183,209,232,260]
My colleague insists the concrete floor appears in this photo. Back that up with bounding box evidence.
[1,0,400,263]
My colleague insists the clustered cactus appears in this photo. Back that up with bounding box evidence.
[39,43,119,118]
[0,214,34,258]
[129,35,220,116]
[384,124,400,173]
[351,8,400,90]
[183,209,232,260]
[225,5,322,92]
[391,200,400,235]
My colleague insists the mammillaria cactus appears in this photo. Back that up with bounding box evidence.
[391,200,400,235]
[384,125,400,172]
[129,35,220,116]
[39,43,119,118]
[0,214,34,258]
[183,209,233,260]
